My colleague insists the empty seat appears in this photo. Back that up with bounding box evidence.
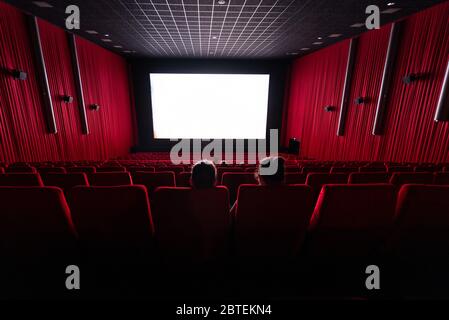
[389,172,435,186]
[38,167,66,174]
[414,165,436,172]
[306,184,396,257]
[70,186,153,256]
[434,172,449,185]
[132,172,176,198]
[0,167,4,174]
[216,167,244,182]
[387,166,413,173]
[176,172,191,187]
[285,166,301,173]
[95,166,126,172]
[359,166,386,173]
[155,166,184,174]
[221,172,257,205]
[330,167,359,173]
[0,173,43,186]
[152,187,230,262]
[0,186,77,261]
[66,166,96,173]
[388,185,449,257]
[306,173,349,199]
[234,184,314,259]
[41,173,89,194]
[127,166,155,174]
[302,167,330,174]
[88,172,132,186]
[285,173,307,184]
[348,172,391,184]
[6,166,37,173]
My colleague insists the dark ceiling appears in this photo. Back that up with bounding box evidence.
[5,0,448,58]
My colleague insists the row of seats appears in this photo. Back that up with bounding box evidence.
[1,183,448,263]
[1,171,448,204]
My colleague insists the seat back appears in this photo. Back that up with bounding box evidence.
[70,186,154,255]
[155,166,184,174]
[234,184,314,258]
[434,172,449,185]
[66,166,96,173]
[88,172,132,186]
[0,173,43,186]
[95,166,126,172]
[387,166,413,173]
[330,167,359,173]
[132,172,176,198]
[285,173,307,184]
[216,167,244,182]
[389,172,435,186]
[37,167,66,174]
[348,172,391,184]
[307,184,396,257]
[221,172,257,204]
[306,173,348,199]
[388,184,449,256]
[0,187,76,260]
[176,172,191,187]
[302,167,330,174]
[359,166,386,173]
[41,173,88,194]
[6,166,36,173]
[152,187,230,262]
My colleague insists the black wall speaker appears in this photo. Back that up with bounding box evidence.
[12,70,27,80]
[354,96,365,105]
[403,73,418,84]
[62,95,74,103]
[324,105,336,112]
[288,138,300,155]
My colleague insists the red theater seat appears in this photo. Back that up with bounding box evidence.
[285,173,307,184]
[176,172,191,187]
[307,184,396,257]
[95,166,126,172]
[388,184,449,256]
[38,167,66,174]
[306,173,349,199]
[41,173,89,194]
[0,173,43,186]
[414,165,437,172]
[70,186,154,255]
[434,172,449,185]
[66,166,96,173]
[216,167,244,182]
[330,167,359,173]
[348,172,391,184]
[6,166,37,173]
[88,172,132,186]
[389,172,435,186]
[387,166,413,173]
[132,172,176,198]
[285,166,301,173]
[234,184,314,258]
[359,166,386,172]
[0,167,4,174]
[221,172,257,204]
[0,187,77,260]
[152,187,230,262]
[155,166,184,174]
[302,167,330,174]
[127,166,155,174]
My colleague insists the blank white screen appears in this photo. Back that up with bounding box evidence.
[150,73,270,139]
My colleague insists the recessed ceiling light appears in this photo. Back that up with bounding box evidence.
[300,48,310,51]
[317,37,323,40]
[123,50,131,53]
[387,2,395,6]
[113,45,122,48]
[313,42,323,45]
[218,0,226,4]
[32,1,53,8]
[101,39,112,42]
[286,52,298,56]
[212,36,217,39]
[104,34,110,37]
[86,30,98,34]
[381,8,401,14]
[329,33,342,38]
[350,23,365,28]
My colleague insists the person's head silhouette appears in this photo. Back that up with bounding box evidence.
[191,160,217,188]
[256,156,285,186]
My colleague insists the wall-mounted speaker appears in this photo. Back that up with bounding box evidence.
[288,138,300,155]
[12,69,27,80]
[62,95,74,103]
[324,106,336,112]
[403,73,418,84]
[89,104,100,111]
[354,96,365,105]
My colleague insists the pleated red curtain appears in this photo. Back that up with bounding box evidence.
[282,1,449,162]
[0,2,135,162]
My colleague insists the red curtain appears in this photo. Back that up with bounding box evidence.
[0,2,135,162]
[282,1,449,162]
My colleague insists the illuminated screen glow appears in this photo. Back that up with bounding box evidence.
[149,73,270,139]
